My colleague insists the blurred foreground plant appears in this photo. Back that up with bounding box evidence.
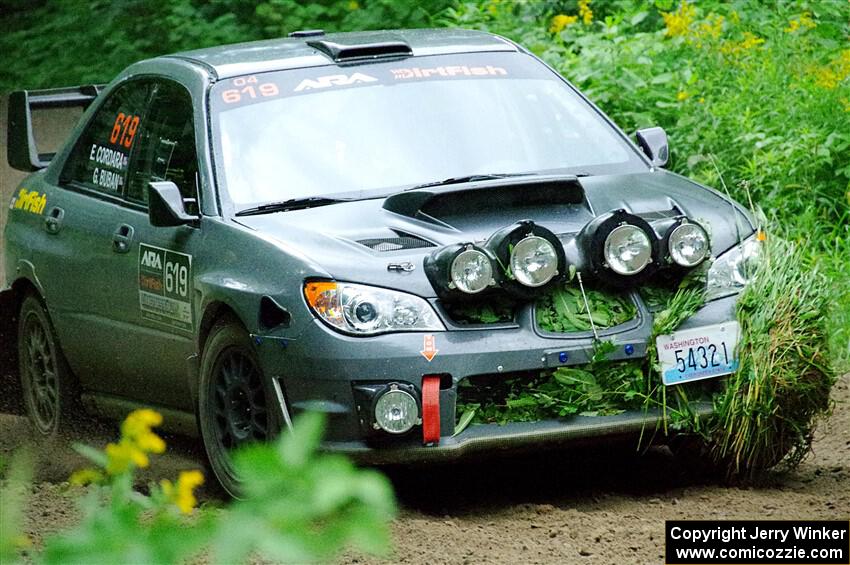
[3,410,395,564]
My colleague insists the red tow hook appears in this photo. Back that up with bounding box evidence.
[421,375,441,445]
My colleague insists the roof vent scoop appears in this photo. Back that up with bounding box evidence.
[307,37,412,62]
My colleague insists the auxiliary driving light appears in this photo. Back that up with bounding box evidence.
[667,221,710,267]
[484,220,566,298]
[573,209,661,287]
[424,243,497,300]
[603,224,652,275]
[510,235,559,287]
[374,386,419,434]
[450,247,494,294]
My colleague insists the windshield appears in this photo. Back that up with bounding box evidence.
[210,52,646,210]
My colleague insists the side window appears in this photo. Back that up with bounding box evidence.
[60,82,151,194]
[126,82,199,210]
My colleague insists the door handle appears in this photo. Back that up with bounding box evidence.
[43,206,65,235]
[112,224,135,253]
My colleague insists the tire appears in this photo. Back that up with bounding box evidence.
[18,293,78,437]
[197,318,277,497]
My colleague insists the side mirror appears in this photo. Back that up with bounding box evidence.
[147,181,198,227]
[635,127,669,168]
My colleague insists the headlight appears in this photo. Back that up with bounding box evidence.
[510,236,559,287]
[603,224,652,275]
[374,386,419,434]
[668,222,710,267]
[450,248,493,294]
[304,281,444,335]
[705,234,762,301]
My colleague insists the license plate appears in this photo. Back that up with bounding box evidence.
[655,322,740,386]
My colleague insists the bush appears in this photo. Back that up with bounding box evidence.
[0,410,396,564]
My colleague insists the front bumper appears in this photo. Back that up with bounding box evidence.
[253,293,737,460]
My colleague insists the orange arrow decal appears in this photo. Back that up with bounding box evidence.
[421,334,438,362]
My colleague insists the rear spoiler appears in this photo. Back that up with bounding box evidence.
[7,84,105,172]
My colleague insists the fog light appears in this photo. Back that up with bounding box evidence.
[374,386,419,434]
[510,236,559,287]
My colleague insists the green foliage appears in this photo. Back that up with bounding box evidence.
[444,295,518,324]
[711,237,836,478]
[0,0,451,92]
[456,273,713,429]
[0,451,32,564]
[536,282,636,332]
[5,412,395,564]
[211,412,396,563]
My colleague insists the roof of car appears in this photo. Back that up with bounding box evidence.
[166,28,519,79]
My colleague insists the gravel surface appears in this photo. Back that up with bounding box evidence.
[1,373,848,564]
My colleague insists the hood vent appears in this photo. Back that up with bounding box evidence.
[635,207,682,221]
[357,232,435,252]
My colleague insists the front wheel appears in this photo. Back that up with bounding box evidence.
[197,318,277,497]
[18,294,78,437]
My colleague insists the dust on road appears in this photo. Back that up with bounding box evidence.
[1,373,848,564]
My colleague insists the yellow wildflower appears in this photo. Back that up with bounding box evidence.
[550,14,578,33]
[662,0,695,37]
[347,0,359,9]
[161,470,205,514]
[578,0,593,25]
[121,408,166,454]
[812,49,850,90]
[720,32,765,56]
[785,12,816,33]
[69,468,104,486]
[739,31,765,50]
[699,97,705,104]
[103,409,167,475]
[487,0,500,16]
[106,440,149,475]
[841,98,850,113]
[697,14,724,40]
[676,90,690,101]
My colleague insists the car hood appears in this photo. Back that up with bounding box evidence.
[235,171,753,298]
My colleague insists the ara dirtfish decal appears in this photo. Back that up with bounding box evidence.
[11,188,47,214]
[138,243,193,331]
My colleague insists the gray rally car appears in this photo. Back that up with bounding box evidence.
[2,29,761,495]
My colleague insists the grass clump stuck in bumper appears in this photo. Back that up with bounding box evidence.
[710,238,836,478]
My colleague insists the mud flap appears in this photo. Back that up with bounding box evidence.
[0,288,19,378]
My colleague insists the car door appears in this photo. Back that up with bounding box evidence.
[104,79,203,410]
[44,80,154,395]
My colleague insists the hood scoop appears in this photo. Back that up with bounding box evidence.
[383,175,586,221]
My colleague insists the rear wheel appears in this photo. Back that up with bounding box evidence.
[18,294,78,437]
[198,318,276,497]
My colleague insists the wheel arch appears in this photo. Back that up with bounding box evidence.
[0,277,44,379]
[189,299,250,404]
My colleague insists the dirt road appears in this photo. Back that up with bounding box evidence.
[1,373,847,564]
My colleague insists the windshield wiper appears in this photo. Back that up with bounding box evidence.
[235,196,349,216]
[406,172,537,191]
